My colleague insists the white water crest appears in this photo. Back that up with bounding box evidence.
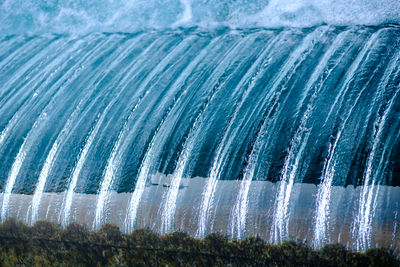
[1,0,400,34]
[229,153,256,239]
[173,0,193,27]
[30,142,58,224]
[94,107,136,229]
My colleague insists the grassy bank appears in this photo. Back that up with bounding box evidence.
[0,218,398,266]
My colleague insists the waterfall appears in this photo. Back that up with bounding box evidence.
[0,0,399,253]
[352,54,400,249]
[124,36,212,231]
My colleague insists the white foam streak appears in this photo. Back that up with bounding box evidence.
[94,82,154,229]
[0,37,109,222]
[96,37,193,230]
[62,113,103,226]
[354,77,400,250]
[32,81,95,224]
[30,142,58,223]
[125,36,214,232]
[195,33,284,238]
[94,114,131,229]
[266,28,330,243]
[313,31,383,247]
[159,36,252,234]
[227,33,288,239]
[392,208,399,250]
[272,136,308,243]
[94,75,153,229]
[160,146,189,234]
[1,115,44,221]
[0,38,68,149]
[230,171,252,239]
[59,37,144,226]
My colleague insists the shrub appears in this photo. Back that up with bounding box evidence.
[0,217,30,238]
[127,228,160,248]
[95,224,123,245]
[365,248,399,267]
[0,218,398,266]
[161,231,198,250]
[31,220,60,239]
[319,243,350,266]
[60,222,89,242]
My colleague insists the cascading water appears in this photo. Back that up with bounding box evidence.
[0,0,399,253]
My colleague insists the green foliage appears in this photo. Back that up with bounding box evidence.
[365,248,399,267]
[127,228,160,248]
[60,222,89,242]
[0,217,31,238]
[92,224,122,245]
[0,218,398,266]
[31,220,60,239]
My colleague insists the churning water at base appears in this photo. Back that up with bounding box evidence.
[0,24,399,252]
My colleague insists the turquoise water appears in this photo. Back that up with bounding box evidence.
[0,0,399,251]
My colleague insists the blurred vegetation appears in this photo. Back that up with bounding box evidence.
[0,218,398,266]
